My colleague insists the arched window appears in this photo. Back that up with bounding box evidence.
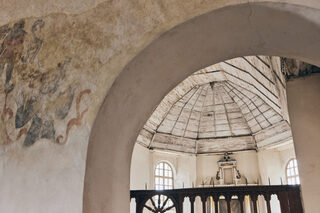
[286,159,300,185]
[155,162,174,190]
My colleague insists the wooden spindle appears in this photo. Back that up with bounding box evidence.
[278,191,290,213]
[177,195,184,213]
[189,196,195,213]
[213,195,219,213]
[264,193,272,213]
[225,194,232,213]
[214,200,219,213]
[251,194,258,213]
[288,190,303,213]
[201,196,207,213]
[238,194,245,213]
[135,197,144,213]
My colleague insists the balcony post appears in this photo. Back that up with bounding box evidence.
[213,194,219,213]
[189,196,195,213]
[225,194,232,213]
[135,197,144,213]
[288,190,303,213]
[263,193,272,213]
[174,194,184,213]
[237,194,244,213]
[278,191,290,213]
[201,195,207,213]
[250,193,258,213]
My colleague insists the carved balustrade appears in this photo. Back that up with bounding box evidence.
[130,185,303,213]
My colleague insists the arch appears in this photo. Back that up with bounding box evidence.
[83,2,320,213]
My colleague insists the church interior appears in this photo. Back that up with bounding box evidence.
[130,56,304,213]
[0,1,320,213]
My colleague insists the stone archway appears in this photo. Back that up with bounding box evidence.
[84,2,320,213]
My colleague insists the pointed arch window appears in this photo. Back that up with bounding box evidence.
[155,162,174,190]
[286,159,300,185]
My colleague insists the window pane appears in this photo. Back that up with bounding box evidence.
[160,163,163,169]
[287,159,300,185]
[165,163,169,170]
[155,162,174,190]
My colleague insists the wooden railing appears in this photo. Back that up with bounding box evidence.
[130,185,303,213]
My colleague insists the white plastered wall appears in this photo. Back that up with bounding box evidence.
[258,144,296,185]
[130,144,152,190]
[196,151,261,186]
[257,144,297,213]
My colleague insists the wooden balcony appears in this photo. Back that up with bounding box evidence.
[130,185,303,213]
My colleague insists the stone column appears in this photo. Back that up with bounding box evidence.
[287,73,320,212]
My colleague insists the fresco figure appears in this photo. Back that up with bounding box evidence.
[0,20,26,93]
[0,19,91,147]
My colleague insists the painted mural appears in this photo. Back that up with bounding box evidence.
[0,19,91,147]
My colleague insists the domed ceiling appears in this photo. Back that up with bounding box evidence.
[137,56,293,154]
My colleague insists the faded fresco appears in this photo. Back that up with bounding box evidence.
[0,19,92,147]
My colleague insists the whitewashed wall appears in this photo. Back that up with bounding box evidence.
[0,127,90,213]
[258,144,296,185]
[196,151,260,186]
[130,144,152,190]
[257,144,297,213]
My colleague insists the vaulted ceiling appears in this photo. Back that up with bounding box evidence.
[136,56,293,154]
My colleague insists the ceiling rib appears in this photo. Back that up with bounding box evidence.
[170,86,200,134]
[221,84,253,135]
[182,85,205,138]
[227,82,272,128]
[223,61,278,100]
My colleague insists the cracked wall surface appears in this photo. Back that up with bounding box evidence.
[0,0,319,212]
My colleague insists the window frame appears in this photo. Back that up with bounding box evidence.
[154,161,174,190]
[285,158,300,185]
